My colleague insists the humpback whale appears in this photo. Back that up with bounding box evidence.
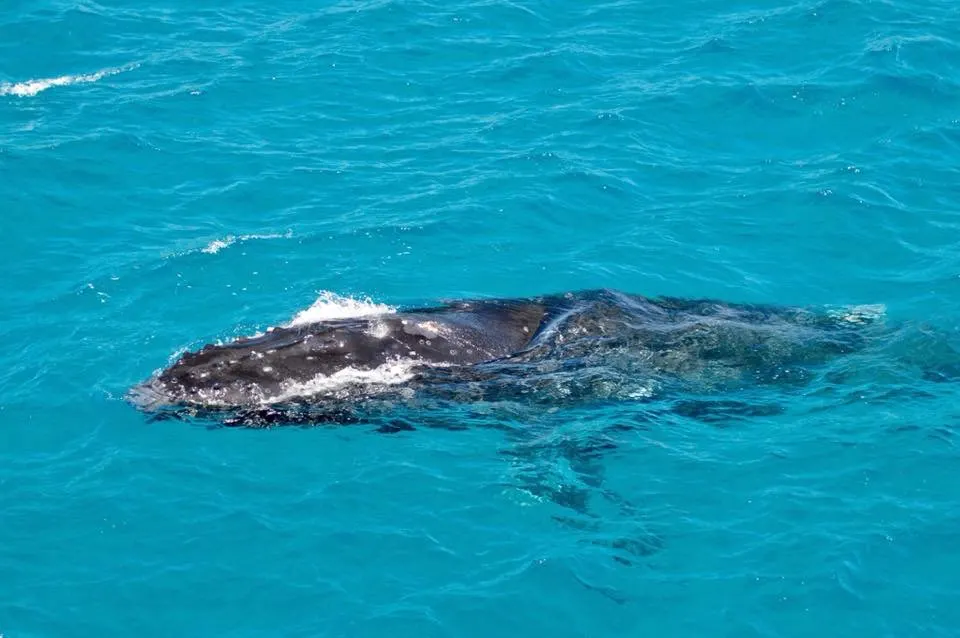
[129,289,890,426]
[126,288,958,565]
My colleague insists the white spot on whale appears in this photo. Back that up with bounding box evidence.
[367,320,391,339]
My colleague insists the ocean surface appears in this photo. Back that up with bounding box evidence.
[3,0,960,635]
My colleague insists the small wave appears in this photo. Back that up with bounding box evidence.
[203,291,394,349]
[288,291,396,327]
[201,231,292,254]
[0,64,135,98]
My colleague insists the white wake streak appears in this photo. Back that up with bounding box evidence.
[0,64,134,97]
[201,231,293,254]
[269,360,421,404]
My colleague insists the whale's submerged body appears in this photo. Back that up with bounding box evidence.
[129,289,899,426]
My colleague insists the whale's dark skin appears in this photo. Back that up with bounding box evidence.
[143,298,550,409]
[130,289,886,424]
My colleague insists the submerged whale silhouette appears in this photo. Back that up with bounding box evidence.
[129,289,891,426]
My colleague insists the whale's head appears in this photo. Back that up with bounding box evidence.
[128,301,549,424]
[128,318,410,415]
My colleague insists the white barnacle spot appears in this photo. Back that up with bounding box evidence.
[418,321,441,338]
[338,341,345,348]
[368,320,391,339]
[306,356,315,361]
[263,366,273,373]
[425,340,432,346]
[266,349,276,355]
[409,351,417,356]
[449,349,458,355]
[523,325,529,333]
[404,319,443,339]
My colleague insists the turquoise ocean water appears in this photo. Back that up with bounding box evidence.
[3,0,960,635]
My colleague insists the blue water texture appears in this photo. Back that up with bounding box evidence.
[3,0,960,635]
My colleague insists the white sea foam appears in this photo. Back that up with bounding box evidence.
[176,360,420,406]
[0,64,135,98]
[828,303,887,324]
[201,238,233,254]
[287,291,396,327]
[268,359,421,404]
[201,231,292,254]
